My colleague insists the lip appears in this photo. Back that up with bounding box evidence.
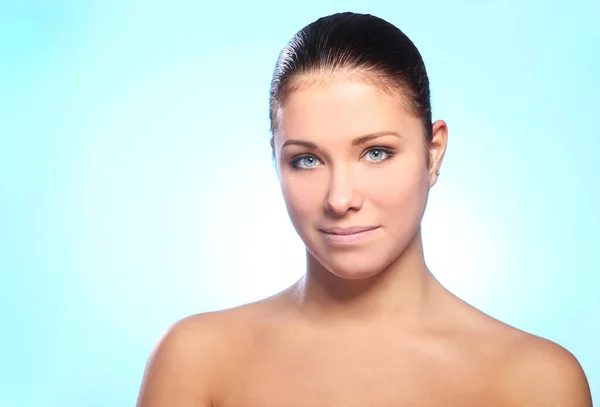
[321,226,379,235]
[320,226,380,246]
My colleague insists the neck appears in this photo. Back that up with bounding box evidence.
[291,229,440,325]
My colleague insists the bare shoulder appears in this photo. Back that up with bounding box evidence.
[136,312,227,407]
[136,295,287,407]
[497,331,593,406]
[441,295,592,406]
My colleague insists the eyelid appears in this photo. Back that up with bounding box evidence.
[289,146,395,168]
[290,153,322,169]
[292,153,320,161]
[361,146,395,157]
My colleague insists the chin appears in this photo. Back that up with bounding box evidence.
[309,249,392,281]
[330,267,381,280]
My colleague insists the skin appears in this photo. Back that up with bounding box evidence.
[137,73,593,407]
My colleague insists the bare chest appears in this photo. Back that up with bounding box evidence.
[215,339,500,407]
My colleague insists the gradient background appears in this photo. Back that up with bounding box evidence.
[1,1,598,405]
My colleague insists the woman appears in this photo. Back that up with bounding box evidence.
[137,12,592,406]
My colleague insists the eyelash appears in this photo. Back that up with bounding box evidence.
[290,147,396,169]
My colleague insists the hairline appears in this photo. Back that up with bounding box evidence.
[270,68,426,136]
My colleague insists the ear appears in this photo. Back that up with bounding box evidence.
[428,120,448,188]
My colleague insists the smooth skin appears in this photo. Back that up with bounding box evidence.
[137,74,593,407]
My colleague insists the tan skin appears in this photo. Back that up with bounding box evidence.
[136,73,593,407]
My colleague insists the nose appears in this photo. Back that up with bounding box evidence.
[324,165,363,215]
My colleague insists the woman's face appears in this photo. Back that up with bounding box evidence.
[273,77,446,280]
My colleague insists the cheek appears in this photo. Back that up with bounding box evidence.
[280,173,325,223]
[366,160,429,212]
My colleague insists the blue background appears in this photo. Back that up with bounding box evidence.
[1,1,598,405]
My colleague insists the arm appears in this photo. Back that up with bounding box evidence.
[136,317,219,407]
[501,337,592,406]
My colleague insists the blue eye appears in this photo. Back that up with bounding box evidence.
[292,155,321,169]
[365,148,391,162]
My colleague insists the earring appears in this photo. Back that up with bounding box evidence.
[435,170,440,176]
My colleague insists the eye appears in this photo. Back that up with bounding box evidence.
[364,148,393,163]
[291,155,322,169]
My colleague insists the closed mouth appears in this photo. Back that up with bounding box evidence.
[319,226,380,245]
[320,226,379,235]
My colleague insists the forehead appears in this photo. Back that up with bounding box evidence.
[276,78,422,142]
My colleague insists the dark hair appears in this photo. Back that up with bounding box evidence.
[269,12,432,142]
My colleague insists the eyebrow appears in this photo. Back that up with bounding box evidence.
[351,131,403,146]
[281,131,403,150]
